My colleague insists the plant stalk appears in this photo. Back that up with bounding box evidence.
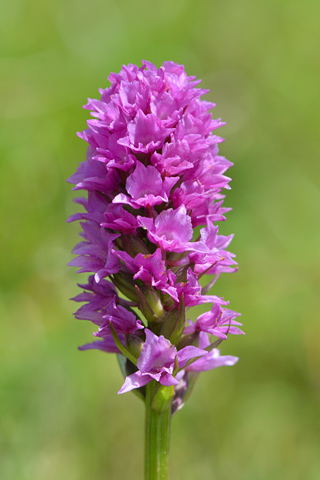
[145,381,171,480]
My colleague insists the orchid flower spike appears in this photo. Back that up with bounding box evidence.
[69,60,243,412]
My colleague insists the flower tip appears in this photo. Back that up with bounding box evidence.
[228,356,239,365]
[78,344,90,351]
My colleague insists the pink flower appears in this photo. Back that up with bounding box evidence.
[118,330,207,394]
[185,332,239,372]
[69,61,242,405]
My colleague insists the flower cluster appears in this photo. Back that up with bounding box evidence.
[68,61,243,412]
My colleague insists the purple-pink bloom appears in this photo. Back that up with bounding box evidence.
[175,269,228,307]
[68,221,120,283]
[94,298,143,336]
[151,138,193,176]
[118,110,174,154]
[185,332,239,372]
[113,161,178,208]
[114,248,168,288]
[69,60,242,403]
[184,303,244,339]
[118,329,207,394]
[101,204,138,234]
[189,219,237,275]
[72,275,117,323]
[79,335,125,354]
[138,206,194,252]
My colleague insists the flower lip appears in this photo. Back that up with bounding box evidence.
[118,109,174,154]
[113,162,179,208]
[137,205,194,252]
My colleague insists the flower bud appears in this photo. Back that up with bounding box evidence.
[160,295,185,344]
[129,235,150,256]
[125,333,144,358]
[144,288,164,320]
[135,285,164,324]
[112,272,139,303]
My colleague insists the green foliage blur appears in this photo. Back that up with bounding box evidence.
[1,0,319,478]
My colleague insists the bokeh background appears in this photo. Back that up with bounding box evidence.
[1,0,319,478]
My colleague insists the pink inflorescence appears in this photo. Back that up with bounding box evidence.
[68,60,243,412]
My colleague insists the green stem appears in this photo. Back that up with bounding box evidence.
[145,381,171,480]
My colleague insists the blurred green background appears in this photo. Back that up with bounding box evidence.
[1,0,319,478]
